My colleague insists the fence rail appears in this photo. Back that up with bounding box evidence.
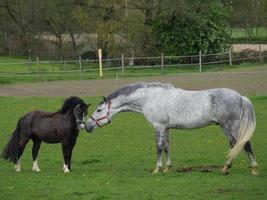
[0,49,266,79]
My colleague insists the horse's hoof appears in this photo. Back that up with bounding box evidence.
[163,166,171,173]
[251,166,259,176]
[221,166,229,175]
[152,167,161,174]
[16,169,22,173]
[251,168,259,176]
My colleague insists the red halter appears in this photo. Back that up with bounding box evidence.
[90,101,112,128]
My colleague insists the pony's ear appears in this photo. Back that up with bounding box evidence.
[103,96,107,103]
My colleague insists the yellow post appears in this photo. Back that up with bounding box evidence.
[98,49,103,78]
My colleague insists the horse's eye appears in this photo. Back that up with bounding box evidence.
[97,109,102,112]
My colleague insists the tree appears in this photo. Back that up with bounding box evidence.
[151,1,230,55]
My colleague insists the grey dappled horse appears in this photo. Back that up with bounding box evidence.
[85,82,258,175]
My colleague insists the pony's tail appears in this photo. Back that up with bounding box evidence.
[228,96,256,160]
[1,118,22,164]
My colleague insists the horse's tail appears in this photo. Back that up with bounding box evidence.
[228,96,256,160]
[1,117,22,164]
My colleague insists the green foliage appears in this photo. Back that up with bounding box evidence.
[152,2,231,55]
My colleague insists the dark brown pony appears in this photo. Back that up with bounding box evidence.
[1,97,90,173]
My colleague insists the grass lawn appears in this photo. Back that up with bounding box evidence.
[0,96,266,200]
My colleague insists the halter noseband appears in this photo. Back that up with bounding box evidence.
[90,101,112,128]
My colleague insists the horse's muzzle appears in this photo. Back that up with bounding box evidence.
[85,123,94,133]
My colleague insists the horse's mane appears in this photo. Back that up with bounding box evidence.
[57,96,85,114]
[106,82,174,101]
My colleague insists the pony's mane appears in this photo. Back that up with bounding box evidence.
[57,96,85,114]
[106,82,174,101]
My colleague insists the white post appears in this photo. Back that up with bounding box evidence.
[121,54,125,76]
[98,49,103,78]
[161,52,164,73]
[199,50,202,72]
[229,48,232,67]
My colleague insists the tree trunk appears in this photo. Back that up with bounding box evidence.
[144,0,153,25]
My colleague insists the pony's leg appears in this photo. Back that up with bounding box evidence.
[163,129,171,173]
[152,127,166,174]
[61,140,72,173]
[244,141,259,175]
[15,136,30,172]
[32,139,42,172]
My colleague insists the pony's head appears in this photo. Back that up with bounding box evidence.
[74,103,90,129]
[85,97,111,133]
[59,96,90,129]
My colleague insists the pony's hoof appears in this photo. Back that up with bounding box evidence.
[15,166,21,172]
[32,168,41,172]
[63,168,70,173]
[152,167,161,174]
[163,166,172,173]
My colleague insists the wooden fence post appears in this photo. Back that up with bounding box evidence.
[36,56,39,79]
[79,56,82,79]
[28,56,32,71]
[199,50,202,72]
[259,44,263,63]
[229,48,232,67]
[121,54,125,76]
[98,49,103,78]
[161,53,164,73]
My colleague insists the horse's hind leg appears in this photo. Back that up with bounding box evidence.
[244,141,259,175]
[221,136,236,175]
[163,129,171,173]
[15,136,30,172]
[32,138,42,172]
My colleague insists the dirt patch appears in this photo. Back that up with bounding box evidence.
[0,70,267,97]
[176,165,222,173]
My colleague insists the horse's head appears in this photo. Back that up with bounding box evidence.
[85,97,112,133]
[74,103,90,130]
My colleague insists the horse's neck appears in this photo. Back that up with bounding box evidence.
[111,93,144,115]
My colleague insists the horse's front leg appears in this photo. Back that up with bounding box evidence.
[152,127,166,174]
[163,129,171,173]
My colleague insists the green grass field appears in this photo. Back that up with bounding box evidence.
[0,96,267,200]
[231,27,267,43]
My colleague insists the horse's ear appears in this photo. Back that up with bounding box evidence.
[103,96,107,103]
[87,103,91,108]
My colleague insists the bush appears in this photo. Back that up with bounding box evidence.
[152,1,230,56]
